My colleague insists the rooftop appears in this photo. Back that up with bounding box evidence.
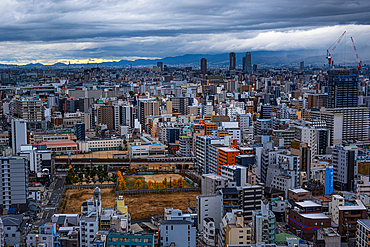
[296,201,321,208]
[358,219,370,230]
[40,140,77,147]
[289,188,310,194]
[300,213,329,220]
[161,220,192,225]
[338,200,366,211]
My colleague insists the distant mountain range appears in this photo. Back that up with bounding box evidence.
[0,50,365,69]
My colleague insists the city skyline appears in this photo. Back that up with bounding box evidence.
[0,0,369,64]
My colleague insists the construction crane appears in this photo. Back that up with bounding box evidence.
[350,36,362,70]
[326,31,346,66]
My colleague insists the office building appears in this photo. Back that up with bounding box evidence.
[332,145,357,191]
[0,157,28,213]
[229,52,236,70]
[328,68,358,108]
[242,52,252,74]
[11,118,27,155]
[201,58,207,75]
[157,61,163,71]
[76,122,86,141]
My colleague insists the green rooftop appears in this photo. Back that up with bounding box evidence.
[275,233,300,244]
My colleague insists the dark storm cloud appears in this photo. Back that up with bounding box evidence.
[0,0,369,63]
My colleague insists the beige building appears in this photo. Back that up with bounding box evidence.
[357,174,370,198]
[15,98,43,122]
[78,138,124,152]
[218,210,252,247]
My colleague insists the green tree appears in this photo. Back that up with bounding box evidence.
[78,173,84,185]
[85,175,91,184]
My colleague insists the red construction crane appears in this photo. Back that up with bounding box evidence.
[350,36,362,70]
[326,31,346,66]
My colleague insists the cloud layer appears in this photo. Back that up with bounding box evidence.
[1,0,370,64]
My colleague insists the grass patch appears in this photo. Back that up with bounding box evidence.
[123,176,148,190]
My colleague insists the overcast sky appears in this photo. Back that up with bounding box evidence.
[0,0,369,64]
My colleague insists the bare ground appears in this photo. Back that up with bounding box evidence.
[59,188,199,220]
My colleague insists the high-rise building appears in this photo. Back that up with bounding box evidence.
[308,107,369,145]
[0,156,28,213]
[76,123,86,141]
[15,98,44,122]
[332,145,357,191]
[120,105,133,128]
[328,69,358,108]
[138,99,159,129]
[300,61,304,71]
[252,201,276,244]
[97,105,115,130]
[218,210,253,247]
[229,52,236,70]
[178,136,193,157]
[243,52,252,74]
[157,61,163,71]
[200,58,207,75]
[307,94,328,109]
[11,118,27,155]
[20,145,52,177]
[169,97,191,115]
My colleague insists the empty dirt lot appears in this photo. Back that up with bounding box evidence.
[59,188,200,220]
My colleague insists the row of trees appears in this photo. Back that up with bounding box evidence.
[66,164,114,185]
[148,177,184,189]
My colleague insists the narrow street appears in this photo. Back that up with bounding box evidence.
[33,175,66,229]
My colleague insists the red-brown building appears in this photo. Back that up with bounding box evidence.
[288,188,311,202]
[168,143,180,155]
[288,201,331,241]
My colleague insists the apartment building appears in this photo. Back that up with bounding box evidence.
[252,202,276,244]
[356,219,370,247]
[15,98,44,122]
[0,157,28,213]
[218,210,252,247]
